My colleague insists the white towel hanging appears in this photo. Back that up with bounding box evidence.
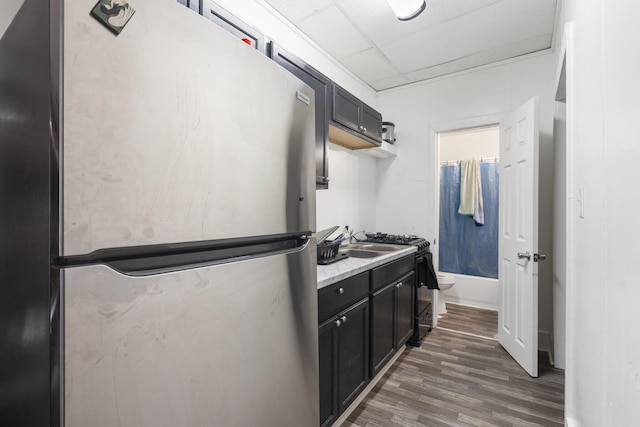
[458,158,484,225]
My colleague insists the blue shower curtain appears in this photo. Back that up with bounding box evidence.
[438,162,499,278]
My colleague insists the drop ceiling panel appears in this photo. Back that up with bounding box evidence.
[296,5,372,60]
[263,0,558,91]
[264,0,334,23]
[379,0,556,73]
[370,74,412,92]
[405,33,553,82]
[340,48,399,83]
[337,0,503,46]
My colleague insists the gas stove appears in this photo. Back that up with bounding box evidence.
[365,233,430,252]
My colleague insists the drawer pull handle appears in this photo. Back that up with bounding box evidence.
[341,316,347,323]
[335,319,342,327]
[396,282,403,288]
[338,287,344,295]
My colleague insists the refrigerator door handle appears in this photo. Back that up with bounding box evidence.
[55,232,311,277]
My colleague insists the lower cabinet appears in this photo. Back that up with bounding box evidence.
[319,298,369,427]
[397,272,415,347]
[370,271,415,377]
[318,254,415,427]
[370,283,396,375]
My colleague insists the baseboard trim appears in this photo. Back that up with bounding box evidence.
[445,299,498,312]
[566,416,579,427]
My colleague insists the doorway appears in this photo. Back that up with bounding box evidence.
[436,125,500,312]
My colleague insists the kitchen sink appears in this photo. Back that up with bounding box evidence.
[343,243,404,252]
[339,249,385,258]
[339,242,407,259]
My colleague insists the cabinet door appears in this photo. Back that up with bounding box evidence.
[337,298,369,414]
[319,319,339,427]
[332,84,361,132]
[177,0,201,14]
[361,103,382,142]
[396,272,415,347]
[202,1,266,54]
[370,283,397,377]
[269,42,330,189]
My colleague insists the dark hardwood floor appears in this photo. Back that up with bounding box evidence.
[344,304,564,427]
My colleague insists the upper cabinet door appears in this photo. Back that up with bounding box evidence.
[329,83,382,149]
[269,42,331,189]
[361,104,382,142]
[177,0,201,14]
[202,0,267,54]
[332,85,362,132]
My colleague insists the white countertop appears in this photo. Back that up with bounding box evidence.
[317,246,416,289]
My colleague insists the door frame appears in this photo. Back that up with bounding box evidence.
[428,114,503,327]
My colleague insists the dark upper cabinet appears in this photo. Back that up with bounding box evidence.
[177,0,202,14]
[202,1,267,54]
[332,85,361,131]
[269,42,330,189]
[361,104,383,142]
[329,83,382,149]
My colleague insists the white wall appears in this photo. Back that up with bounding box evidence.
[316,144,377,234]
[552,100,566,370]
[210,1,379,234]
[376,52,557,352]
[560,0,640,425]
[439,126,500,162]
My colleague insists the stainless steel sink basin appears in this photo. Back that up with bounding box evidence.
[343,243,403,252]
[339,243,407,259]
[339,249,385,258]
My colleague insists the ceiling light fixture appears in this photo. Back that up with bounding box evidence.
[386,0,426,21]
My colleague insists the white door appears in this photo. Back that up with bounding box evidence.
[498,97,540,377]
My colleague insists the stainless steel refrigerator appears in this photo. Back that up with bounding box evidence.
[0,0,318,426]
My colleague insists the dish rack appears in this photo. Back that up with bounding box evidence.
[317,238,346,265]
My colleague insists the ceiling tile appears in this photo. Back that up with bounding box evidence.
[340,48,399,83]
[296,4,372,59]
[263,0,334,23]
[405,33,553,83]
[379,0,556,74]
[264,0,558,91]
[338,0,503,46]
[369,74,411,92]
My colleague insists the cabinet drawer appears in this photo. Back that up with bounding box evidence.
[370,255,414,292]
[318,272,369,323]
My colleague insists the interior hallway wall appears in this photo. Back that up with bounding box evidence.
[209,0,379,234]
[376,52,557,353]
[559,0,640,425]
[552,100,566,370]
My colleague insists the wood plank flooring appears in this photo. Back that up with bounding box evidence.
[436,303,498,339]
[344,304,564,427]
